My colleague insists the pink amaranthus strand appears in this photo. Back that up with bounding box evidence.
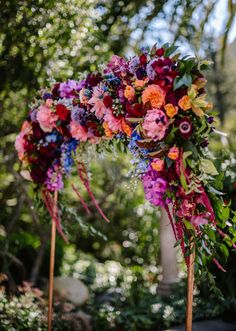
[77,162,110,223]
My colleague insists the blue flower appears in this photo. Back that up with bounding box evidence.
[46,132,58,143]
[61,139,78,174]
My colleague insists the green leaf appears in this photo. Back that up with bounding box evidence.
[173,74,192,90]
[180,171,188,191]
[208,186,225,196]
[220,243,229,259]
[164,45,179,58]
[183,220,195,231]
[221,207,230,221]
[174,239,182,248]
[183,151,192,168]
[201,159,219,176]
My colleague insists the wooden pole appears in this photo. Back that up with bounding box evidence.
[48,190,58,331]
[185,238,195,331]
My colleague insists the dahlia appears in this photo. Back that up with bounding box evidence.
[142,109,168,141]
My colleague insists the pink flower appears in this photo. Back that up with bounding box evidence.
[36,105,58,132]
[70,121,88,142]
[176,199,195,218]
[142,109,168,141]
[15,133,25,160]
[15,121,32,160]
[103,109,123,132]
[191,213,209,227]
[59,80,79,98]
[89,86,108,119]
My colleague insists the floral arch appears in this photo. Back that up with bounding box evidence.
[16,43,236,275]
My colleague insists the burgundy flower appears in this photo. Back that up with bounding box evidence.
[126,102,146,117]
[103,95,113,108]
[156,48,165,57]
[177,117,193,139]
[56,104,70,121]
[139,54,147,65]
[85,73,102,87]
[52,83,60,98]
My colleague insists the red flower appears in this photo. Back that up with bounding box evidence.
[126,102,146,117]
[139,54,147,65]
[103,95,113,108]
[56,104,70,121]
[52,83,60,97]
[156,48,165,56]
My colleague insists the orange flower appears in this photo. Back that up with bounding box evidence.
[103,122,113,138]
[124,85,135,100]
[121,118,132,136]
[178,95,192,111]
[151,158,164,171]
[164,103,178,118]
[168,146,179,160]
[142,84,165,108]
[134,78,149,88]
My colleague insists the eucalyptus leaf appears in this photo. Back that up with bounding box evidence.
[201,159,219,176]
[174,74,192,90]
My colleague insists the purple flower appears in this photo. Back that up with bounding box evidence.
[142,167,168,207]
[207,116,214,124]
[146,59,157,80]
[45,166,64,191]
[178,117,193,139]
[105,55,128,76]
[128,56,140,74]
[71,107,86,124]
[59,80,79,98]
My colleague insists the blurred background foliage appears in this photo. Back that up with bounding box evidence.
[0,0,236,330]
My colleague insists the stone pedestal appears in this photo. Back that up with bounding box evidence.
[157,206,178,296]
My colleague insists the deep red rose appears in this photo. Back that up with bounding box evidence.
[56,104,70,121]
[103,95,113,108]
[52,83,60,97]
[139,54,147,65]
[86,73,102,87]
[126,103,146,117]
[32,122,45,140]
[156,48,165,56]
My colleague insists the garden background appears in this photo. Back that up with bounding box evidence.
[1,1,236,330]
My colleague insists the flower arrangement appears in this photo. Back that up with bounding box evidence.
[15,43,236,276]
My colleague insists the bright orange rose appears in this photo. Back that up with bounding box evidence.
[168,146,179,160]
[164,103,178,118]
[151,158,164,171]
[178,95,192,111]
[142,84,165,108]
[124,85,135,100]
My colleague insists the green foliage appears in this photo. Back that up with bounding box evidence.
[0,290,47,331]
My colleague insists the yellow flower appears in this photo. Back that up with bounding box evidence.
[142,84,165,108]
[151,158,164,171]
[164,103,178,118]
[124,85,135,100]
[168,146,179,160]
